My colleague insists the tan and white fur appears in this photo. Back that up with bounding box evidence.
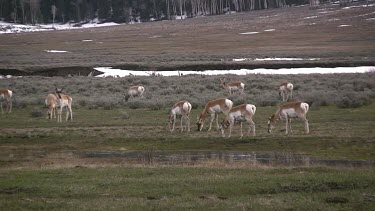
[279,82,294,102]
[0,89,12,114]
[220,78,245,95]
[268,101,309,135]
[169,100,192,133]
[55,88,73,122]
[196,98,233,131]
[124,86,145,101]
[45,94,57,119]
[219,104,256,138]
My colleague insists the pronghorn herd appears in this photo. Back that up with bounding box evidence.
[1,77,309,136]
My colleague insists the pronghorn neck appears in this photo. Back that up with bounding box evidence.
[200,106,211,120]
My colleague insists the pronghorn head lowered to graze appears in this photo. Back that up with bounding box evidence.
[169,100,192,133]
[279,82,294,102]
[268,101,309,135]
[45,93,58,119]
[196,98,233,131]
[0,89,13,114]
[124,86,145,102]
[55,88,73,122]
[219,104,256,138]
[219,78,245,95]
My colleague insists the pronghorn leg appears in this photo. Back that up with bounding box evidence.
[65,108,70,121]
[208,113,215,131]
[228,123,233,138]
[171,115,176,132]
[68,106,73,121]
[57,108,62,122]
[285,117,289,135]
[1,102,3,114]
[186,115,191,132]
[290,90,293,100]
[8,99,12,113]
[180,116,184,132]
[240,122,243,138]
[302,117,309,134]
[289,118,292,134]
[247,118,256,136]
[53,107,56,119]
[215,113,220,130]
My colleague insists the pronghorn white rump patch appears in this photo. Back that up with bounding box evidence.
[225,99,234,110]
[246,104,256,115]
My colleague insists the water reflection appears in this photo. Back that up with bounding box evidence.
[84,151,375,167]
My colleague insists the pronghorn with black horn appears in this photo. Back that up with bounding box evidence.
[196,98,233,131]
[0,89,12,114]
[219,104,256,138]
[45,93,57,119]
[55,88,73,122]
[169,100,192,133]
[124,86,145,102]
[268,101,309,135]
[279,82,294,102]
[220,78,245,95]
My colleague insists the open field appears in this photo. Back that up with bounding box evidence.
[0,2,375,75]
[1,76,374,210]
[0,166,374,210]
[1,2,375,209]
[0,102,374,209]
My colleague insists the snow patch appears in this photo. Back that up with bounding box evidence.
[254,58,320,61]
[264,29,275,32]
[44,50,69,53]
[240,32,259,35]
[304,16,318,19]
[366,17,375,20]
[0,21,120,34]
[338,24,351,27]
[82,40,93,42]
[94,66,374,77]
[232,58,320,62]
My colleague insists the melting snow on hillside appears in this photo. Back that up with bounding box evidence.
[94,66,374,77]
[0,19,119,34]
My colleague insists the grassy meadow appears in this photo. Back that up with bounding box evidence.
[0,73,375,209]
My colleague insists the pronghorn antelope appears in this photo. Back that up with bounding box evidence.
[279,82,294,102]
[220,78,245,95]
[196,98,233,131]
[124,86,145,102]
[169,100,192,133]
[0,89,12,114]
[268,101,309,135]
[219,104,256,138]
[45,94,57,119]
[55,88,73,122]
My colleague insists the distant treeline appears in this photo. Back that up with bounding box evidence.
[0,0,309,24]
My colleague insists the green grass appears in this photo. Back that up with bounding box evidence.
[0,166,374,210]
[0,103,374,162]
[0,102,374,209]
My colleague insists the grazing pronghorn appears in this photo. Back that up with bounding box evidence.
[219,104,256,138]
[124,86,145,101]
[169,100,192,133]
[45,94,57,119]
[279,82,294,102]
[0,89,12,114]
[196,98,233,131]
[220,78,245,95]
[268,101,309,135]
[55,88,73,122]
